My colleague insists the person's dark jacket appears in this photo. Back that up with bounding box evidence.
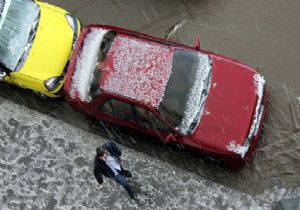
[93,141,124,184]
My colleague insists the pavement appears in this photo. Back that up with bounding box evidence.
[0,96,272,210]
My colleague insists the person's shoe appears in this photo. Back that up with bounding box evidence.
[123,170,132,178]
[129,192,135,199]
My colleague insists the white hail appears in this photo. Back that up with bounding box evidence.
[69,28,108,102]
[102,35,173,107]
[179,54,211,135]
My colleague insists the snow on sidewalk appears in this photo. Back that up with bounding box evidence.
[0,97,270,210]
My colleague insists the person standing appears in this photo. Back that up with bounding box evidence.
[93,140,135,199]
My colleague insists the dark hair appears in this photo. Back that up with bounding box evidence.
[96,146,106,158]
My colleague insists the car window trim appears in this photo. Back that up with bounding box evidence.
[99,98,172,132]
[99,98,136,122]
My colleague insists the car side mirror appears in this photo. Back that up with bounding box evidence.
[165,133,176,144]
[194,36,201,51]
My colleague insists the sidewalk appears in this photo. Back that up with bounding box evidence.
[0,97,270,209]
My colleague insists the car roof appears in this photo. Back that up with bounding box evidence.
[100,33,175,108]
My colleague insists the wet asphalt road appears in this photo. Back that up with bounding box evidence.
[0,0,300,209]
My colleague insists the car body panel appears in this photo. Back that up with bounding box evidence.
[2,0,80,97]
[64,25,267,168]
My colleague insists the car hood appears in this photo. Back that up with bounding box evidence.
[19,1,74,80]
[191,53,261,156]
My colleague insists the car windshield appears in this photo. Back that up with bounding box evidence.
[0,0,40,71]
[159,49,212,135]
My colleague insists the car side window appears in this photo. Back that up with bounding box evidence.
[134,106,171,132]
[100,99,135,121]
[101,99,114,114]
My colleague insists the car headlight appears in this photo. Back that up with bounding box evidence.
[65,14,79,50]
[44,76,64,92]
[0,71,6,81]
[65,14,78,34]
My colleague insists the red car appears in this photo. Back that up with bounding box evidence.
[64,25,267,168]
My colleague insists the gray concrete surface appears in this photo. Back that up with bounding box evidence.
[0,97,275,209]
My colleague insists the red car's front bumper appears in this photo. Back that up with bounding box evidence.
[224,87,268,169]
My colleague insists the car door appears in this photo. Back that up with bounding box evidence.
[98,98,137,128]
[132,105,173,142]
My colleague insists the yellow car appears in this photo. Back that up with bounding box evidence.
[0,0,80,98]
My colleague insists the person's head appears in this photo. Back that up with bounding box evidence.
[96,146,108,160]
